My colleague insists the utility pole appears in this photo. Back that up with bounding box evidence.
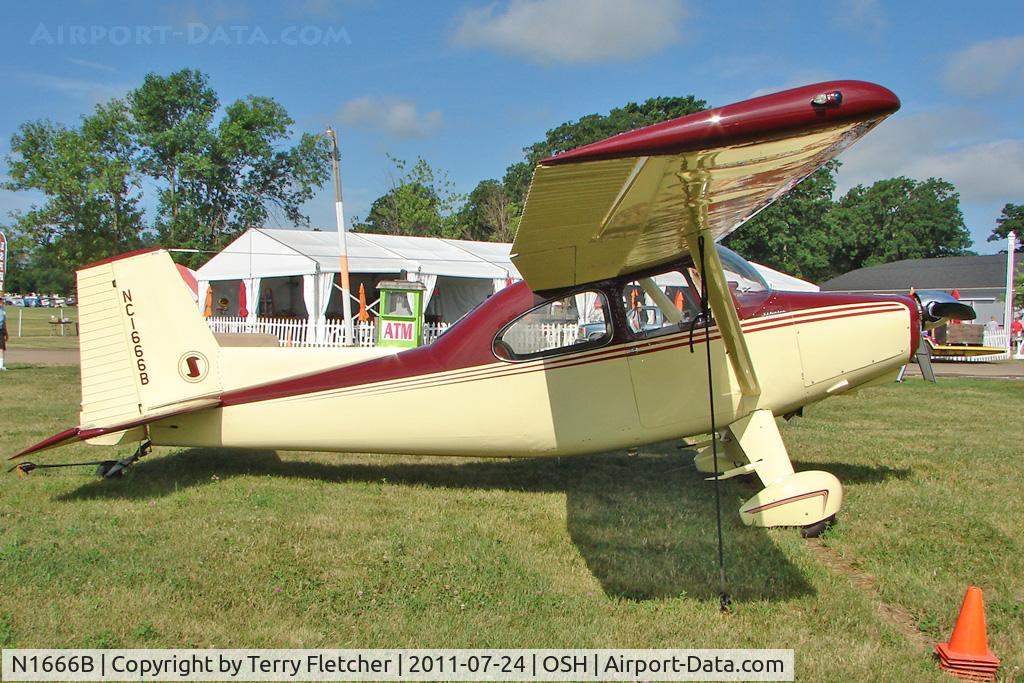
[326,127,354,346]
[1006,231,1016,353]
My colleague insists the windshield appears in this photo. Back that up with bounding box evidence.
[717,245,770,293]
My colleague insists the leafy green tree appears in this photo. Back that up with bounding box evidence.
[129,69,218,245]
[827,177,971,277]
[129,71,330,257]
[988,203,1023,251]
[172,96,330,256]
[723,161,840,281]
[354,156,465,237]
[5,67,332,281]
[4,100,146,292]
[456,179,521,242]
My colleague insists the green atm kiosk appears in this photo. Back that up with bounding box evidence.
[376,280,426,349]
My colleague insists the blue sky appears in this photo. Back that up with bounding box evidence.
[1,0,1021,255]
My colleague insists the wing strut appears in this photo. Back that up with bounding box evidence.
[681,167,761,397]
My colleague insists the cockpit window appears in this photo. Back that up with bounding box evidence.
[621,273,700,339]
[493,290,611,361]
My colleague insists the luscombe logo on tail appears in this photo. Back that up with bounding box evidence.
[178,352,210,383]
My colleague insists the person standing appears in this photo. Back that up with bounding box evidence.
[0,303,8,371]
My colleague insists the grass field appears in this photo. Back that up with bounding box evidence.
[0,366,1021,681]
[3,307,79,350]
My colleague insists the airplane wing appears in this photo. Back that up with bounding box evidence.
[511,80,900,395]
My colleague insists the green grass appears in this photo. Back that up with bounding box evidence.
[1,366,1021,681]
[4,306,79,350]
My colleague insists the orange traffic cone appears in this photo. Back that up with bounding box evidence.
[935,586,1000,681]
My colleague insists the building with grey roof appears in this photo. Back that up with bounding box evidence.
[821,253,1020,325]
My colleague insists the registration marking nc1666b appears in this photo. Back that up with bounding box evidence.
[122,289,149,386]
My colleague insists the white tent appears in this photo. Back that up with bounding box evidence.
[195,228,521,328]
[751,262,820,292]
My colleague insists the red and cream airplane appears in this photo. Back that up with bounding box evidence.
[10,81,971,535]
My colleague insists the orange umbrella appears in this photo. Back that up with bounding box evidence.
[354,282,370,321]
[203,286,214,318]
[674,289,685,311]
[357,283,369,322]
[238,281,248,318]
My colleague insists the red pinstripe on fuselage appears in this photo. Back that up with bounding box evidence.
[219,281,918,407]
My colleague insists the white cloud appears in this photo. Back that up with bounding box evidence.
[833,0,886,35]
[66,57,115,73]
[902,141,1024,204]
[835,108,1024,204]
[451,0,687,65]
[161,0,249,28]
[944,35,1024,98]
[20,72,130,105]
[338,97,443,138]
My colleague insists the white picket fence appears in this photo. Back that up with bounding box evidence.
[501,322,581,356]
[965,330,1011,362]
[206,316,450,348]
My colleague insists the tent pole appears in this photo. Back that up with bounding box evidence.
[326,127,354,346]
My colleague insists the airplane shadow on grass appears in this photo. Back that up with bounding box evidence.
[58,444,909,603]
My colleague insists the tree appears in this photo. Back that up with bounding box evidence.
[3,100,146,292]
[4,68,331,281]
[723,161,840,281]
[170,95,330,255]
[129,70,330,257]
[988,203,1024,251]
[354,156,465,237]
[456,179,521,242]
[827,177,972,277]
[129,69,218,245]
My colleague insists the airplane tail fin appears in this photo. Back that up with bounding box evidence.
[77,249,222,429]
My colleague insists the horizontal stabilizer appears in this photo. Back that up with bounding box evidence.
[11,398,221,460]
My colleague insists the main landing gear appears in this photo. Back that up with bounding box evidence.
[692,409,842,535]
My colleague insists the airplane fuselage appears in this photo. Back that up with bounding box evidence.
[139,275,919,458]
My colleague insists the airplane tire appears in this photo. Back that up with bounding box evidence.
[800,514,835,538]
[94,461,123,479]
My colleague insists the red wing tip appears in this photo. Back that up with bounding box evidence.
[10,427,81,460]
[541,80,900,166]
